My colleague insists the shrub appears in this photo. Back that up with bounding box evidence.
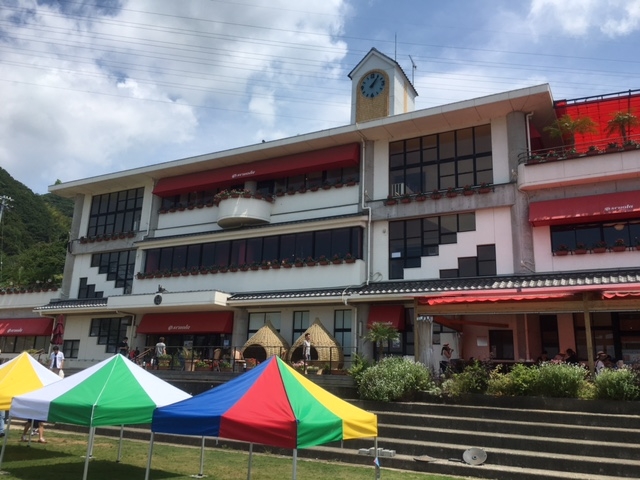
[593,368,640,401]
[357,357,435,402]
[487,363,541,396]
[536,362,587,398]
[442,360,491,396]
[348,353,371,387]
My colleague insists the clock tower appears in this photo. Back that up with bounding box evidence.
[349,48,418,124]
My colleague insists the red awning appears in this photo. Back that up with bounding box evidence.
[153,143,360,197]
[137,312,234,334]
[367,305,405,331]
[529,191,640,227]
[421,292,576,306]
[0,318,53,336]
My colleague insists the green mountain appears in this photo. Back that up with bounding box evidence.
[0,168,72,288]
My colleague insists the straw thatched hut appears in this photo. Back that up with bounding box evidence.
[287,319,344,368]
[241,320,290,362]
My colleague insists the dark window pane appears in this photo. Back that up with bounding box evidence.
[456,128,473,157]
[458,257,477,277]
[201,243,215,267]
[263,236,280,261]
[315,230,332,258]
[295,232,313,259]
[439,131,455,159]
[458,213,476,232]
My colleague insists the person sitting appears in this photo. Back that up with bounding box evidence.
[536,350,549,364]
[595,351,607,375]
[564,348,579,364]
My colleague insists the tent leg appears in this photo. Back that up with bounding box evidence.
[190,436,206,478]
[27,420,34,447]
[116,425,124,462]
[292,448,297,480]
[0,416,11,473]
[145,432,155,480]
[246,443,253,480]
[83,427,95,480]
[374,437,380,480]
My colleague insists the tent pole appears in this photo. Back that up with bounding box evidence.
[246,443,253,480]
[116,425,124,462]
[27,419,34,446]
[374,437,380,480]
[292,448,297,480]
[0,416,11,472]
[83,427,95,480]
[194,436,206,478]
[145,432,155,480]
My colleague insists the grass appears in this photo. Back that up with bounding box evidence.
[0,429,463,480]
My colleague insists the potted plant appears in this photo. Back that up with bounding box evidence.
[157,354,172,370]
[317,255,329,265]
[462,185,474,196]
[400,193,411,203]
[346,177,357,186]
[605,111,639,144]
[613,238,627,252]
[281,258,293,268]
[415,192,427,201]
[446,187,457,198]
[294,258,304,267]
[305,256,316,267]
[478,182,492,194]
[271,258,281,269]
[331,254,343,264]
[554,244,569,256]
[193,360,210,371]
[430,189,442,199]
[385,195,397,206]
[543,114,596,149]
[606,142,621,153]
[344,253,356,264]
[564,148,579,159]
[593,240,608,253]
[586,145,601,156]
[623,140,638,150]
[574,242,588,255]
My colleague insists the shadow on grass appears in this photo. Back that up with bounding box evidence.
[4,459,184,480]
[2,443,75,462]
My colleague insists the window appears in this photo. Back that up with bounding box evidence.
[389,125,492,195]
[143,227,363,273]
[440,245,496,278]
[389,214,480,279]
[334,310,353,358]
[550,219,640,252]
[91,250,136,293]
[78,277,103,299]
[63,340,80,359]
[489,330,514,360]
[0,335,50,353]
[248,312,281,336]
[88,187,143,237]
[292,311,310,344]
[89,317,130,353]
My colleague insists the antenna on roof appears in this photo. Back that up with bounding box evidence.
[409,55,417,85]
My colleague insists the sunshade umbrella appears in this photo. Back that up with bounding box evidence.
[11,354,191,480]
[51,315,65,346]
[149,355,377,479]
[0,352,63,471]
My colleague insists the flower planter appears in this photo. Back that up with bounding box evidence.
[415,196,427,202]
[385,199,397,206]
[400,197,411,204]
[573,249,587,255]
[463,190,474,196]
[612,246,626,252]
[345,258,356,264]
[555,250,569,256]
[319,261,330,266]
[593,247,607,254]
[271,264,281,269]
[478,188,491,194]
[331,259,343,265]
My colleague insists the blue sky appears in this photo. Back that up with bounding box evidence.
[1,0,640,193]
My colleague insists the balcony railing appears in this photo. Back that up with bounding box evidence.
[519,133,640,165]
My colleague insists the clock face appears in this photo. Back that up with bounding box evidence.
[360,71,386,98]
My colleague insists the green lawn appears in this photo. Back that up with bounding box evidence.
[0,430,463,480]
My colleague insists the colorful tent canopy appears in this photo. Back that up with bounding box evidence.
[0,352,62,410]
[152,355,377,449]
[11,354,191,426]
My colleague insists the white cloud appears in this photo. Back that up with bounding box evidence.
[528,0,640,37]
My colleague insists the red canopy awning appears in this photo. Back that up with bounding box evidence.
[0,318,53,336]
[153,143,360,197]
[529,191,640,227]
[420,292,577,306]
[137,312,234,335]
[367,305,405,331]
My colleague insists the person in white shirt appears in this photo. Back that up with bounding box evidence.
[49,346,64,375]
[595,351,607,375]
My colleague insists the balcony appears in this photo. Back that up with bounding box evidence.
[217,195,273,228]
[518,137,640,191]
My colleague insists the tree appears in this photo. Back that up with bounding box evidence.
[605,111,639,144]
[365,322,399,361]
[543,114,597,148]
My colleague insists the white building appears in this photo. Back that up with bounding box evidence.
[2,48,640,373]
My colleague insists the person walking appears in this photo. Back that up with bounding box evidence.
[21,420,46,443]
[303,333,312,361]
[440,343,453,374]
[49,346,64,376]
[117,337,129,356]
[154,337,166,369]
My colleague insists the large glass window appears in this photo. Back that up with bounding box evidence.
[334,310,353,359]
[551,219,640,252]
[489,330,514,360]
[88,188,143,237]
[143,227,363,273]
[0,335,50,353]
[248,312,281,336]
[389,214,480,279]
[389,125,492,195]
[91,250,136,293]
[89,317,130,353]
